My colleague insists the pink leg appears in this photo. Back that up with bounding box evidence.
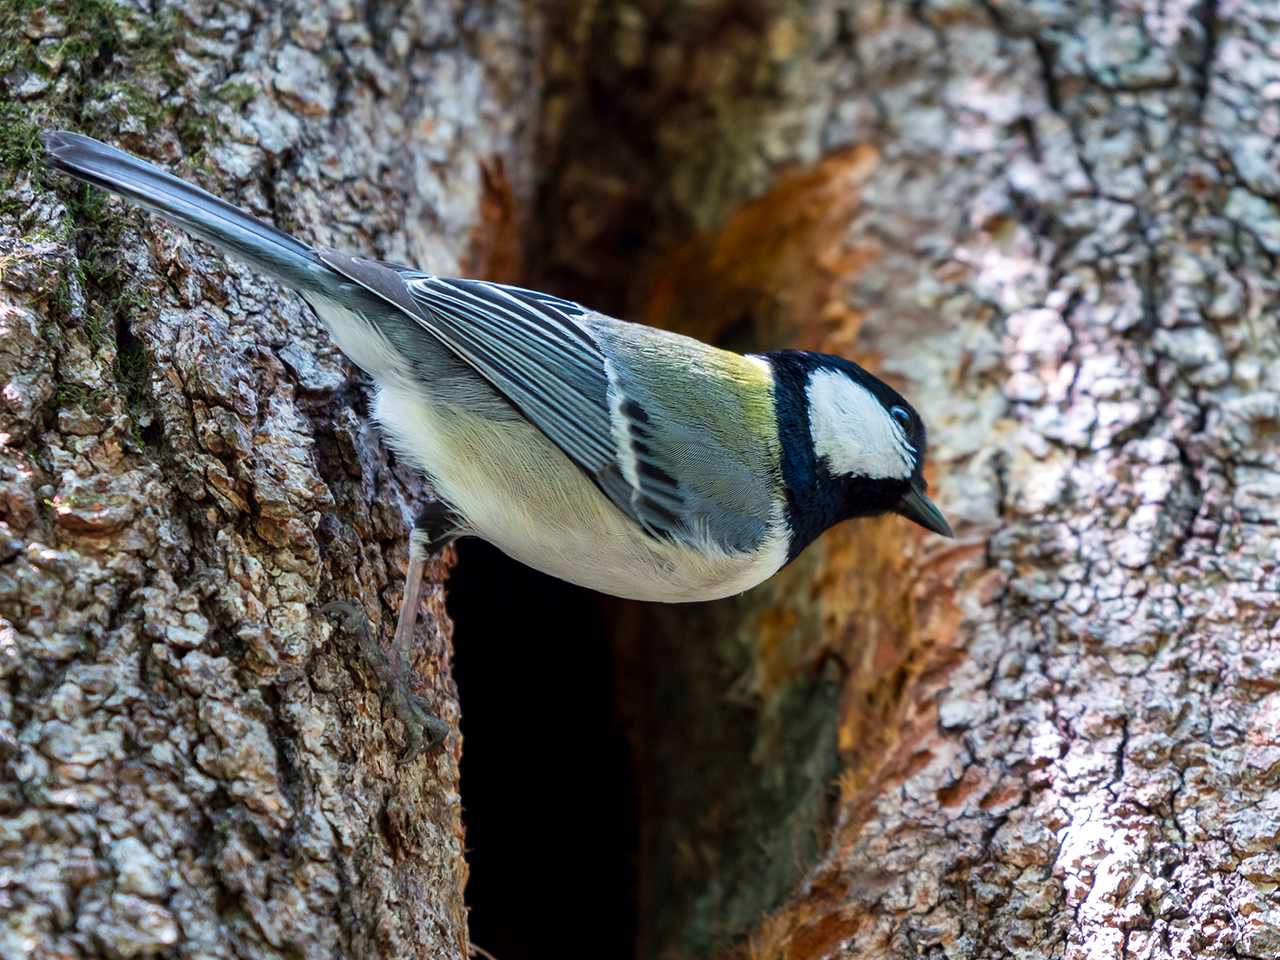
[384,532,448,759]
[390,532,430,676]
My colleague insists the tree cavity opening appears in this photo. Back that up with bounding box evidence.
[447,539,639,960]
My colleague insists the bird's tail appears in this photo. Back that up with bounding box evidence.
[43,130,325,290]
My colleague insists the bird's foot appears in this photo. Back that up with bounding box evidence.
[321,601,448,761]
[320,600,381,671]
[389,683,450,763]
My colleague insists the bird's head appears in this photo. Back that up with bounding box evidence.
[768,351,953,549]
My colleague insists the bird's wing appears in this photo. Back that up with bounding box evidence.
[315,250,703,546]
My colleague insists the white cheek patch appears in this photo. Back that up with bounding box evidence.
[806,368,916,480]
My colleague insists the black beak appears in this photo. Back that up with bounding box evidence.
[895,486,954,538]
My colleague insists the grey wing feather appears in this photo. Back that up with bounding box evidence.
[315,250,699,545]
[404,276,616,469]
[405,275,697,543]
[318,248,422,318]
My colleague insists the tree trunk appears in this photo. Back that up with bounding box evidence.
[0,2,533,957]
[538,1,1280,958]
[7,1,1280,958]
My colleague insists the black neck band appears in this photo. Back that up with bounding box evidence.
[763,352,849,562]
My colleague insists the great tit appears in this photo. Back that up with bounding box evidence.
[43,131,951,748]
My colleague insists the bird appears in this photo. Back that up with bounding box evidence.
[43,129,953,755]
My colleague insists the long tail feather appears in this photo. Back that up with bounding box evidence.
[43,130,324,290]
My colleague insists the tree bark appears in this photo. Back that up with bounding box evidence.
[0,2,534,957]
[7,1,1280,958]
[539,1,1280,958]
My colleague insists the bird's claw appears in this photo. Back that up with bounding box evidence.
[322,600,449,761]
[396,690,450,762]
[319,600,372,640]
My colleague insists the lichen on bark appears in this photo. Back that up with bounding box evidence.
[0,1,535,957]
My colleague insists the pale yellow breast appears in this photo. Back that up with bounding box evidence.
[373,384,789,603]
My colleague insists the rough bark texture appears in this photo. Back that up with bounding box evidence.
[539,2,1280,958]
[6,1,1280,958]
[0,1,534,957]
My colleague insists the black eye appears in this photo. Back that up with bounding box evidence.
[890,405,911,428]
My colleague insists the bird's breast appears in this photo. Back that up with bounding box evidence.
[372,383,789,603]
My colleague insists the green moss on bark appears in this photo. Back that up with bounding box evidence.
[0,0,215,191]
[0,0,199,450]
